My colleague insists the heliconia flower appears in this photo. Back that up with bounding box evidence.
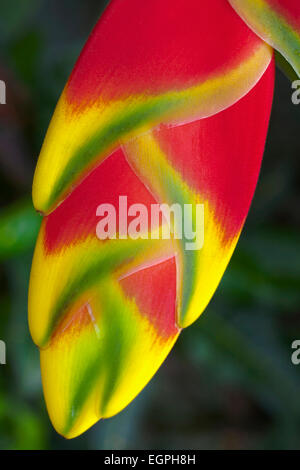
[228,0,300,77]
[28,0,298,438]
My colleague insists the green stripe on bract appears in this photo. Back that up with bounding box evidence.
[161,174,198,318]
[230,0,300,77]
[125,137,199,324]
[41,237,150,348]
[63,281,137,436]
[49,93,186,212]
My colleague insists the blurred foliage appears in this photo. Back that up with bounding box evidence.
[0,0,299,450]
[0,201,40,260]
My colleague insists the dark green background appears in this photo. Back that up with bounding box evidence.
[0,0,299,450]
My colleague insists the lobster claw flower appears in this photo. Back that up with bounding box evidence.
[28,0,279,438]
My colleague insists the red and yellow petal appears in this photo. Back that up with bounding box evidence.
[228,0,300,77]
[124,59,275,328]
[29,145,180,438]
[32,0,272,215]
[41,258,179,438]
[29,148,177,348]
